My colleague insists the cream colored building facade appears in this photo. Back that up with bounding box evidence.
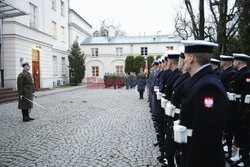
[81,35,183,79]
[1,0,92,89]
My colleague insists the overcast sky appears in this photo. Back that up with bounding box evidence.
[70,0,182,36]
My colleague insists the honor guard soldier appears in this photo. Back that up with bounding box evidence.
[218,55,236,160]
[17,62,35,122]
[154,55,171,162]
[162,51,182,167]
[150,60,160,117]
[210,58,221,76]
[137,68,146,99]
[174,40,228,167]
[154,55,171,163]
[165,53,190,167]
[230,53,250,167]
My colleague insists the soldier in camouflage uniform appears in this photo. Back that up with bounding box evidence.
[17,62,35,122]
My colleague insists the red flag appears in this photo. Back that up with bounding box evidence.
[145,59,148,73]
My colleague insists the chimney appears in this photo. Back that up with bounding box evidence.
[157,31,161,36]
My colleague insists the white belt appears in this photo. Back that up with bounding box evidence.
[174,108,181,114]
[236,94,241,98]
[173,125,193,144]
[154,86,159,92]
[165,102,175,117]
[245,95,250,104]
[157,92,162,100]
[161,98,168,108]
[227,92,236,101]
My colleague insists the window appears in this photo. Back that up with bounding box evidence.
[116,47,123,57]
[92,66,99,77]
[141,47,148,56]
[91,48,98,57]
[61,26,65,42]
[29,3,37,28]
[60,0,65,16]
[52,0,56,10]
[62,57,66,76]
[166,46,173,51]
[52,21,57,39]
[53,56,57,76]
[116,66,123,75]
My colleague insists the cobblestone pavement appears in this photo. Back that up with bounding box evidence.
[0,88,161,167]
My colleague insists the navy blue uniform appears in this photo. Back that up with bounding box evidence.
[164,72,189,167]
[164,69,182,100]
[214,67,221,76]
[159,69,171,93]
[179,65,228,167]
[219,66,236,91]
[230,66,250,166]
[218,66,236,157]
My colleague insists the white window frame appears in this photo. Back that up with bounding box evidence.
[53,56,57,76]
[166,46,173,51]
[92,66,99,77]
[52,21,57,39]
[29,3,37,28]
[116,47,123,57]
[61,26,65,42]
[141,47,148,56]
[116,66,123,75]
[52,0,56,10]
[60,0,65,16]
[61,57,66,76]
[91,48,98,57]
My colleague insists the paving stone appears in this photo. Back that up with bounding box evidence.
[0,88,160,166]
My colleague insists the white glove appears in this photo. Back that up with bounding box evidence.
[20,95,23,100]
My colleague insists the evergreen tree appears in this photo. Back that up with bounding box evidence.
[68,41,86,85]
[134,56,145,74]
[147,56,154,75]
[156,55,162,60]
[238,0,250,55]
[125,56,135,74]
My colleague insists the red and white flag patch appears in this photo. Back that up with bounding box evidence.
[246,78,250,83]
[204,97,214,108]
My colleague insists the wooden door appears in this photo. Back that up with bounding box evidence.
[32,49,40,89]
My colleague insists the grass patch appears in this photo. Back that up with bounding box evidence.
[57,85,74,88]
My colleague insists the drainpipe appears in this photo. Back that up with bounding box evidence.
[0,19,4,87]
[68,0,71,83]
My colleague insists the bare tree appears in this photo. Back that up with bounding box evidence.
[93,20,126,37]
[174,0,240,55]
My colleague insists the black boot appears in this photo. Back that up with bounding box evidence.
[22,110,29,122]
[26,110,34,120]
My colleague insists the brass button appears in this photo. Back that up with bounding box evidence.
[172,91,175,94]
[180,152,182,156]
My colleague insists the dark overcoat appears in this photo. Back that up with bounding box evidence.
[179,65,228,167]
[137,72,146,91]
[17,70,34,110]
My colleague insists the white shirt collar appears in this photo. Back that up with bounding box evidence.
[194,64,210,75]
[239,65,247,71]
[224,65,232,71]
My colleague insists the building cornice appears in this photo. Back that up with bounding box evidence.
[81,41,181,46]
[3,21,52,38]
[69,9,92,28]
[3,34,53,47]
[52,48,69,54]
[69,22,92,37]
